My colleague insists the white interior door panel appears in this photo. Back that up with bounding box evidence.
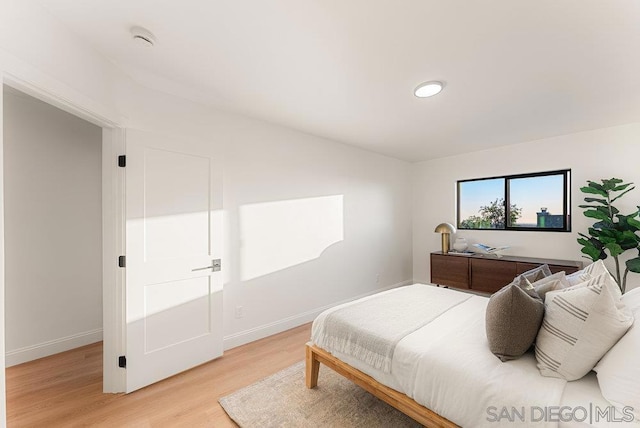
[125,130,223,392]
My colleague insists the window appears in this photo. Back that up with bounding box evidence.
[457,169,570,231]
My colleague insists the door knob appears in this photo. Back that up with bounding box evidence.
[192,259,221,272]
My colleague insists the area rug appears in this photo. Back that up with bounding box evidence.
[218,361,421,427]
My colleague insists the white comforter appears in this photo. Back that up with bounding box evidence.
[313,284,472,373]
[312,284,567,428]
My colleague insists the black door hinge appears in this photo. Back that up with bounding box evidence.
[118,355,127,368]
[118,255,126,268]
[118,155,126,167]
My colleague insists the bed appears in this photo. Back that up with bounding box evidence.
[306,284,639,428]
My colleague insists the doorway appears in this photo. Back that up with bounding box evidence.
[3,84,103,367]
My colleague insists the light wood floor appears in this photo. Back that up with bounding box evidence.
[6,323,312,427]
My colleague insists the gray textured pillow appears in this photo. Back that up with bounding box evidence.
[486,283,545,361]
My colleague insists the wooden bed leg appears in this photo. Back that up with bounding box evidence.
[305,343,320,389]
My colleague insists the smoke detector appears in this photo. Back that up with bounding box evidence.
[130,26,156,47]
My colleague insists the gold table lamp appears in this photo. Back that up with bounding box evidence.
[434,223,456,254]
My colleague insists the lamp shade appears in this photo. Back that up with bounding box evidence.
[434,222,456,254]
[434,223,456,234]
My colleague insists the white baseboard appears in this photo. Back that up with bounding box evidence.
[223,280,413,351]
[5,328,103,367]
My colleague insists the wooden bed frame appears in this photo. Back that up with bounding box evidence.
[305,343,459,428]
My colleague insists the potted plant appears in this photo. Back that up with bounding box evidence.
[577,178,640,293]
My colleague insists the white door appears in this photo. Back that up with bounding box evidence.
[125,130,223,392]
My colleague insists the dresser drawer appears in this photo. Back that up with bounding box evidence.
[430,253,470,289]
[471,258,516,293]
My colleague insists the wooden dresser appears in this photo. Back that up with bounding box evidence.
[430,251,583,294]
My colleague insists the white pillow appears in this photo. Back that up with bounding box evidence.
[535,272,633,381]
[583,259,609,276]
[526,271,571,300]
[566,259,608,282]
[593,287,640,421]
[565,260,623,298]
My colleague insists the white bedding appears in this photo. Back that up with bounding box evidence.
[313,285,471,372]
[560,372,638,428]
[311,284,638,428]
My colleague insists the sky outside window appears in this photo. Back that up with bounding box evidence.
[509,174,564,227]
[458,178,504,222]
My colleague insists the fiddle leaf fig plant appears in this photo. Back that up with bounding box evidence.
[577,178,640,293]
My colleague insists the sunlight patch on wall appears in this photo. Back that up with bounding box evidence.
[144,211,210,261]
[126,207,223,324]
[239,195,344,281]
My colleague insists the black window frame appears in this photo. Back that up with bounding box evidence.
[456,169,571,232]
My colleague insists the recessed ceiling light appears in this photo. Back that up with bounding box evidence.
[130,26,156,48]
[414,81,444,98]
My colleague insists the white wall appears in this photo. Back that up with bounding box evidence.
[3,87,103,366]
[221,121,412,345]
[413,123,640,291]
[118,82,413,347]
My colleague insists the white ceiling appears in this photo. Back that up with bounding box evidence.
[32,0,640,162]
